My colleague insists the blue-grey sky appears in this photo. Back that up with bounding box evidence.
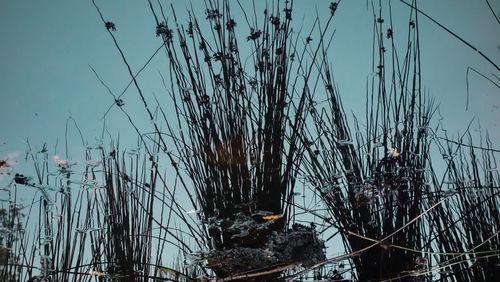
[0,0,497,213]
[1,1,498,167]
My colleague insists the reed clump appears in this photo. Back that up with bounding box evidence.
[300,1,500,281]
[146,0,338,278]
[0,137,181,281]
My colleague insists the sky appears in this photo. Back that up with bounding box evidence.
[0,1,498,162]
[0,0,499,265]
[0,1,498,165]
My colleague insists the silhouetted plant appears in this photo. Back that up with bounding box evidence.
[299,1,500,281]
[147,0,335,278]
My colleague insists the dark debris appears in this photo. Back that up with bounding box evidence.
[330,2,338,15]
[200,215,325,278]
[105,21,116,31]
[156,23,173,42]
[14,173,32,185]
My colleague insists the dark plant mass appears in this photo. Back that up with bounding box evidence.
[1,1,499,281]
[105,21,116,31]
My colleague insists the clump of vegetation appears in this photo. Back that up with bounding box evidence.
[0,136,185,281]
[147,0,333,277]
[300,2,435,279]
[298,1,500,280]
[0,196,24,282]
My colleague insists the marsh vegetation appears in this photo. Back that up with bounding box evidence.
[1,0,499,281]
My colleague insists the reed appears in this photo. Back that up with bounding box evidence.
[300,1,499,280]
[0,135,182,281]
[147,0,337,277]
